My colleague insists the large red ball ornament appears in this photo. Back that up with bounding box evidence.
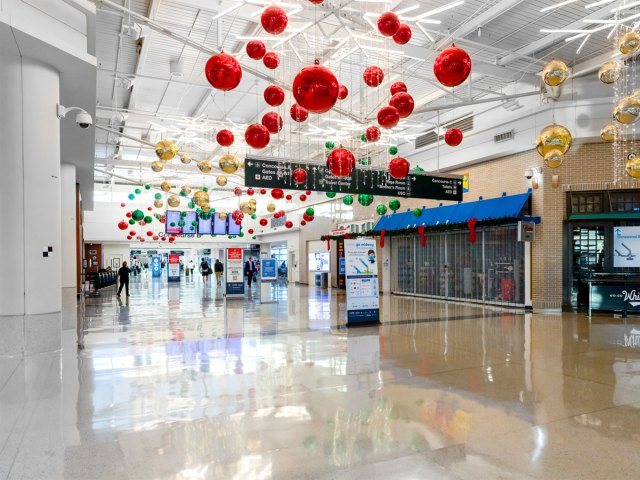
[365,126,381,142]
[303,212,312,221]
[274,212,281,219]
[285,194,292,201]
[285,221,293,229]
[389,92,414,118]
[129,230,136,236]
[271,188,284,200]
[308,0,323,4]
[290,104,309,122]
[261,112,284,133]
[301,220,307,226]
[247,188,255,196]
[161,237,166,241]
[292,64,340,114]
[126,212,132,218]
[433,43,472,88]
[363,66,384,87]
[261,6,288,35]
[127,235,132,240]
[146,231,153,237]
[390,82,407,95]
[260,189,267,195]
[216,129,234,147]
[153,235,159,241]
[246,40,266,60]
[392,23,412,45]
[118,221,128,230]
[263,52,279,69]
[292,168,307,184]
[377,106,400,129]
[388,157,410,179]
[169,237,175,243]
[377,12,400,37]
[234,187,242,196]
[264,85,285,106]
[248,229,254,234]
[326,147,356,177]
[338,85,348,100]
[305,190,311,195]
[204,53,242,91]
[245,124,271,149]
[260,218,268,226]
[444,128,463,146]
[300,194,307,201]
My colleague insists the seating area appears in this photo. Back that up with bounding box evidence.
[92,271,117,291]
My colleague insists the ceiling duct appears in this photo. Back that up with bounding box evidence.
[494,130,515,143]
[414,115,474,150]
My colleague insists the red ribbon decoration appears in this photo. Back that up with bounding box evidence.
[468,218,477,244]
[327,237,331,251]
[417,225,426,247]
[380,229,386,248]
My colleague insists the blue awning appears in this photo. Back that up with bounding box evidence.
[373,191,533,232]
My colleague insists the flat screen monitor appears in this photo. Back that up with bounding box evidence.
[197,214,212,235]
[213,213,227,235]
[165,211,182,235]
[308,252,330,272]
[228,218,241,236]
[182,212,197,234]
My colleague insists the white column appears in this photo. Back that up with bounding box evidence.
[0,43,62,355]
[61,164,77,291]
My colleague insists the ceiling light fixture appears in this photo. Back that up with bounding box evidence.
[612,0,640,12]
[212,4,242,21]
[576,34,590,53]
[400,0,464,22]
[585,0,615,8]
[540,0,579,13]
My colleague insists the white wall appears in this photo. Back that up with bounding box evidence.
[61,164,77,289]
[102,244,130,270]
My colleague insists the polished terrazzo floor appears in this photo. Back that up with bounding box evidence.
[2,274,640,479]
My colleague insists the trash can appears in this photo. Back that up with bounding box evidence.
[315,272,322,287]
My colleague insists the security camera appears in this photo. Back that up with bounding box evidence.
[57,104,93,130]
[524,169,533,179]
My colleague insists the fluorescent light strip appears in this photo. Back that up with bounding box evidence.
[395,5,420,15]
[612,0,640,12]
[576,34,590,54]
[540,0,578,12]
[415,22,435,42]
[212,3,242,21]
[416,19,443,24]
[607,24,618,38]
[564,24,608,40]
[584,12,640,24]
[585,0,615,8]
[401,0,464,21]
[540,28,593,33]
[354,0,392,3]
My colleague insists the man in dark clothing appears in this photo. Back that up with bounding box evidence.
[244,257,256,287]
[117,261,131,297]
[214,259,224,286]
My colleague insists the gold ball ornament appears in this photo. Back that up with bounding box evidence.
[614,95,640,124]
[618,31,640,56]
[266,202,276,213]
[155,140,179,160]
[600,124,619,143]
[216,175,228,187]
[179,152,192,164]
[181,185,192,195]
[193,190,210,207]
[249,198,257,205]
[218,153,240,174]
[239,201,252,214]
[201,204,211,213]
[544,149,564,169]
[218,212,227,220]
[598,61,621,85]
[541,60,569,87]
[197,160,212,173]
[536,124,573,157]
[168,195,181,208]
[151,161,164,173]
[160,181,172,192]
[625,155,640,178]
[154,199,164,209]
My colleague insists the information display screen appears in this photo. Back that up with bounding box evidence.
[165,211,182,235]
[213,213,227,235]
[182,212,197,234]
[309,252,330,272]
[198,215,212,235]
[228,218,241,236]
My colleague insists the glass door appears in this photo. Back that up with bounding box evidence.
[570,226,605,309]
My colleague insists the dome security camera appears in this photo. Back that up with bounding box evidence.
[56,104,93,130]
[524,169,533,179]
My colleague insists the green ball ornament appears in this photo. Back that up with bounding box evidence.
[170,222,176,227]
[210,207,216,213]
[191,221,197,227]
[181,211,187,217]
[389,146,398,155]
[188,201,195,209]
[360,133,367,142]
[358,194,374,206]
[144,184,151,190]
[144,216,152,224]
[360,157,370,166]
[343,195,354,205]
[305,207,315,216]
[202,187,208,192]
[135,188,141,194]
[180,191,186,196]
[325,141,335,149]
[251,214,257,219]
[132,210,144,221]
[196,208,202,215]
[376,204,388,215]
[388,199,401,211]
[129,219,135,225]
[238,232,244,238]
[413,208,422,217]
[156,214,162,220]
[154,193,162,200]
[128,193,135,200]
[252,236,257,240]
[412,165,424,172]
[178,220,185,227]
[326,192,336,199]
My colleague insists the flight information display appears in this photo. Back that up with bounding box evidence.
[228,218,241,236]
[213,213,227,235]
[165,211,182,235]
[198,214,212,235]
[182,212,197,234]
[165,211,240,236]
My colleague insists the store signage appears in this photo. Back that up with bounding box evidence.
[261,259,277,282]
[170,250,185,255]
[167,254,180,282]
[590,285,640,313]
[331,228,349,237]
[130,250,142,255]
[344,238,380,326]
[225,248,244,297]
[202,249,211,255]
[151,256,162,278]
[245,157,463,201]
[614,227,640,268]
[518,221,535,242]
[147,250,158,255]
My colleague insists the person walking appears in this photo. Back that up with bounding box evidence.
[117,261,131,297]
[200,257,211,286]
[214,259,224,287]
[244,256,256,287]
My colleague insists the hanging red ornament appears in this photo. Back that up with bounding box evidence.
[260,218,268,226]
[147,207,152,211]
[118,221,128,230]
[153,235,159,241]
[261,6,288,34]
[126,212,132,218]
[169,237,176,243]
[285,194,292,201]
[380,229,386,248]
[292,63,340,114]
[309,0,323,3]
[246,40,266,60]
[303,212,312,221]
[248,228,254,234]
[285,221,293,229]
[363,66,384,87]
[216,129,234,147]
[365,126,381,142]
[127,235,132,240]
[279,210,286,217]
[247,188,255,196]
[388,157,410,179]
[390,82,407,95]
[261,112,284,133]
[305,190,311,195]
[417,225,426,248]
[263,51,280,69]
[326,147,356,177]
[140,238,145,243]
[245,124,271,149]
[433,43,472,88]
[444,128,463,146]
[146,231,153,237]
[377,12,400,37]
[389,92,414,118]
[300,194,307,201]
[338,84,348,100]
[271,188,284,200]
[290,104,309,122]
[161,236,166,241]
[301,220,307,226]
[377,106,400,129]
[392,23,412,45]
[204,53,242,91]
[129,230,136,236]
[120,203,126,207]
[468,218,477,244]
[260,189,267,195]
[263,85,285,106]
[292,168,307,184]
[274,212,281,219]
[234,187,242,196]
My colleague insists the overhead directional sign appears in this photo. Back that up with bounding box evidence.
[244,157,463,201]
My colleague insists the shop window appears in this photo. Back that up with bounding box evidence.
[610,191,640,212]
[570,192,603,214]
[570,226,605,308]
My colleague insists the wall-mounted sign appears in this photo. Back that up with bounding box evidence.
[245,157,463,201]
[130,250,142,255]
[170,250,185,255]
[147,250,158,255]
[261,259,277,282]
[151,256,162,278]
[344,238,380,326]
[167,254,180,282]
[614,227,640,268]
[225,248,244,297]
